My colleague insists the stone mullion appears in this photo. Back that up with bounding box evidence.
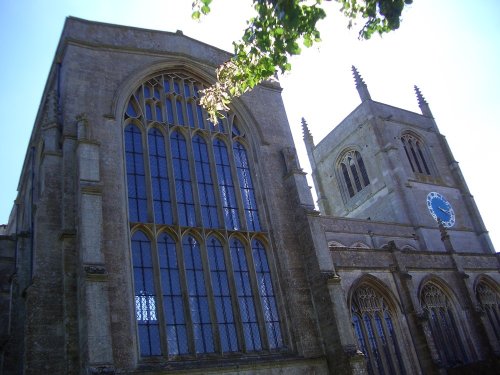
[164,128,179,226]
[222,238,245,353]
[245,240,269,350]
[149,234,169,356]
[380,313,401,374]
[226,141,247,231]
[186,131,202,228]
[198,238,220,353]
[387,244,425,374]
[421,310,445,367]
[206,137,225,231]
[480,307,500,355]
[175,238,196,355]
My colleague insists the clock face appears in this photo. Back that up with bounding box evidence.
[426,192,455,228]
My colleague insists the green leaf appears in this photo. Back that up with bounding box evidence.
[201,5,210,15]
[191,10,201,20]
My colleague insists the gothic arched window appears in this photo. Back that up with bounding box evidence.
[420,282,469,367]
[476,280,500,343]
[351,284,406,375]
[124,71,283,358]
[401,133,431,175]
[338,150,370,198]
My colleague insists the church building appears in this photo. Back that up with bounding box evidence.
[0,17,498,375]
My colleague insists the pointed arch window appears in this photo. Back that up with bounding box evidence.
[148,128,172,224]
[125,125,148,223]
[476,281,500,343]
[171,131,196,227]
[420,283,469,367]
[132,231,161,356]
[338,150,370,199]
[351,285,406,375]
[401,133,431,175]
[124,71,283,359]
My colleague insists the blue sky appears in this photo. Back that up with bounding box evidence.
[1,0,499,249]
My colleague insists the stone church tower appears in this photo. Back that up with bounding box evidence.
[0,17,499,375]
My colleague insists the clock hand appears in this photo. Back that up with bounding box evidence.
[438,207,449,214]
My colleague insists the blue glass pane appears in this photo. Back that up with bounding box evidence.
[156,104,163,122]
[193,136,220,228]
[164,79,171,93]
[232,123,241,136]
[364,314,385,374]
[184,83,191,97]
[183,236,214,353]
[166,98,174,124]
[187,102,195,128]
[126,99,138,117]
[233,142,260,231]
[144,86,151,98]
[207,237,239,352]
[148,129,172,224]
[171,131,196,226]
[352,314,372,373]
[176,100,185,125]
[132,232,161,356]
[154,88,161,100]
[157,233,188,355]
[230,239,261,351]
[196,103,205,129]
[125,125,148,222]
[174,81,180,94]
[213,140,240,230]
[252,240,282,349]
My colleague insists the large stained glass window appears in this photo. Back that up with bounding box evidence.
[124,72,283,358]
[350,284,406,375]
[476,280,500,343]
[420,282,470,368]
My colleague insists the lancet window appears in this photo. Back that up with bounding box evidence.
[338,150,370,198]
[401,133,431,175]
[124,71,283,358]
[475,280,500,343]
[420,282,469,367]
[350,284,406,375]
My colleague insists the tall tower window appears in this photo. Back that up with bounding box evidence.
[124,71,283,358]
[420,282,470,367]
[338,150,370,198]
[350,284,406,375]
[401,133,431,175]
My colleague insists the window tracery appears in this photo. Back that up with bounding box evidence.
[337,150,370,199]
[420,282,469,367]
[476,280,500,343]
[351,284,406,375]
[401,133,431,175]
[124,71,283,358]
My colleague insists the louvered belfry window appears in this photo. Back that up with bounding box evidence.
[338,150,370,198]
[124,72,283,358]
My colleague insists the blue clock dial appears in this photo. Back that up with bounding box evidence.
[426,192,455,228]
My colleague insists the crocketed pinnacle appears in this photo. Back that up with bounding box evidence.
[414,85,433,117]
[352,65,371,102]
[302,117,313,143]
[414,85,427,106]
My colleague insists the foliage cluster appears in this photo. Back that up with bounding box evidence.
[192,0,412,122]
